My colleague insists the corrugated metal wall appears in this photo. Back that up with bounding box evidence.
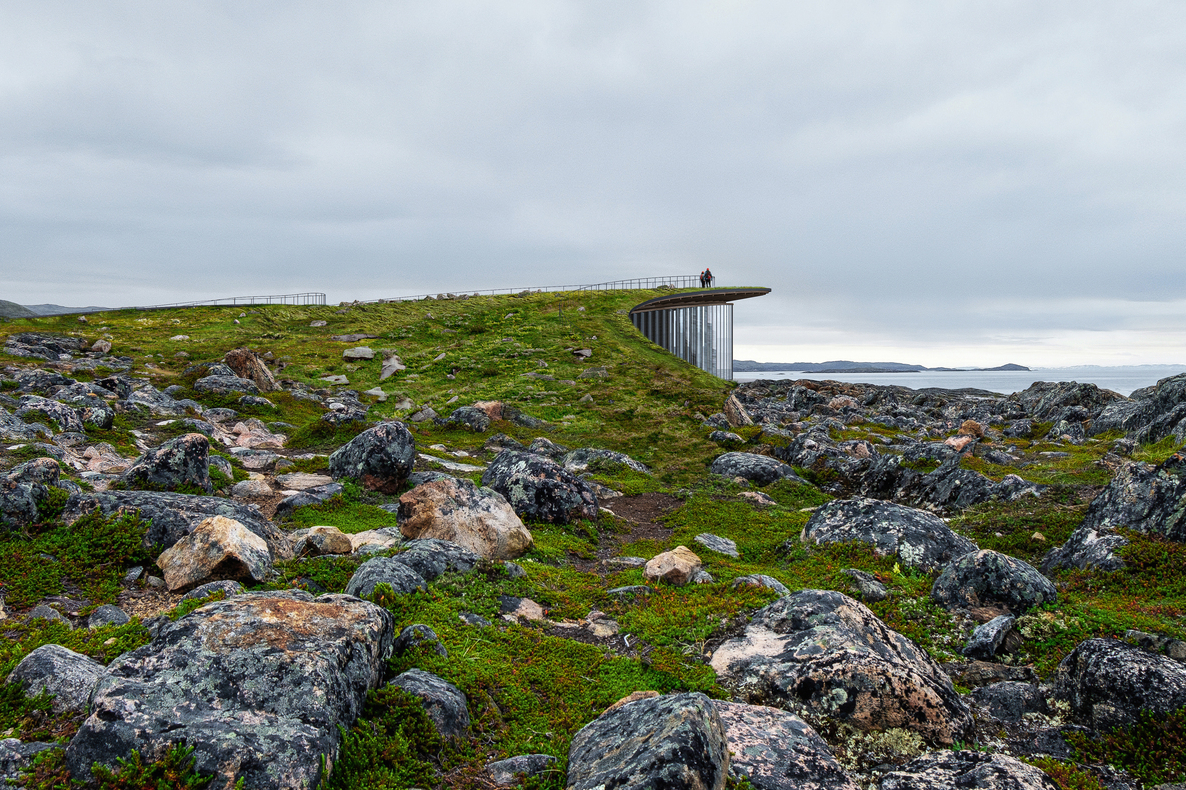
[631,303,733,379]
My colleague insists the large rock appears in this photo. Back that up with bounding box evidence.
[65,590,394,789]
[1052,637,1186,731]
[802,498,977,573]
[344,556,428,598]
[328,422,416,494]
[398,478,532,560]
[119,433,213,494]
[290,526,354,557]
[387,669,470,738]
[15,395,83,433]
[644,546,703,586]
[714,700,857,790]
[7,644,105,714]
[63,490,293,559]
[710,452,804,486]
[1007,380,1121,422]
[567,692,729,790]
[710,590,973,745]
[273,483,344,520]
[481,450,598,524]
[0,457,60,527]
[155,516,273,593]
[1041,452,1186,573]
[879,751,1058,790]
[223,348,278,392]
[931,550,1057,615]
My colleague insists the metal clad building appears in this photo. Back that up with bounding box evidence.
[629,287,770,380]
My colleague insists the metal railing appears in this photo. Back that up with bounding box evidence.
[360,275,713,304]
[130,292,327,310]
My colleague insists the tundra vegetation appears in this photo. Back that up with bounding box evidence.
[0,288,1183,789]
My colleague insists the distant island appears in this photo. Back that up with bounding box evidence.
[733,360,1030,373]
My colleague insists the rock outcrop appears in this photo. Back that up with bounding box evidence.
[65,591,394,789]
[931,550,1057,615]
[711,590,973,745]
[710,452,806,486]
[1052,637,1186,731]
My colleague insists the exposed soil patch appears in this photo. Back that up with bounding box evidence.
[599,492,682,547]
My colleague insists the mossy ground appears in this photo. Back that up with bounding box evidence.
[3,292,1186,787]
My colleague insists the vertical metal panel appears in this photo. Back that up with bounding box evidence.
[630,301,737,380]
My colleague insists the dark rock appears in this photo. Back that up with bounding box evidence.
[441,406,491,432]
[879,750,1059,790]
[328,422,416,494]
[567,692,729,790]
[405,470,453,487]
[459,612,492,627]
[87,604,130,629]
[7,644,104,714]
[273,483,344,520]
[0,457,60,528]
[714,700,858,790]
[392,539,480,582]
[970,681,1047,723]
[344,556,428,598]
[932,550,1056,615]
[1005,725,1089,760]
[62,490,292,559]
[119,433,212,494]
[223,348,278,392]
[1052,637,1186,731]
[65,591,394,789]
[393,624,447,657]
[841,568,888,602]
[481,451,598,525]
[562,448,651,475]
[485,754,557,787]
[388,669,469,738]
[941,660,1038,689]
[710,430,745,443]
[180,579,245,601]
[961,614,1018,661]
[710,452,805,486]
[1039,524,1129,574]
[193,374,260,395]
[483,433,524,453]
[1008,380,1122,422]
[711,590,973,744]
[802,498,978,573]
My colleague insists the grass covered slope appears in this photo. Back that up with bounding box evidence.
[1,289,1186,788]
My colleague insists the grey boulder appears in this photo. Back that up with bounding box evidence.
[711,452,804,486]
[485,754,557,787]
[969,681,1048,723]
[1052,637,1186,731]
[119,433,213,494]
[567,692,729,790]
[390,538,480,582]
[961,614,1018,661]
[87,604,130,629]
[802,498,977,573]
[710,590,973,745]
[344,556,428,598]
[931,550,1057,615]
[328,422,417,494]
[714,700,857,790]
[193,374,260,395]
[388,669,469,738]
[562,448,651,475]
[481,450,598,525]
[7,644,105,714]
[65,591,394,789]
[879,750,1058,790]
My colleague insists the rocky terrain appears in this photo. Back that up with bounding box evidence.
[0,292,1184,789]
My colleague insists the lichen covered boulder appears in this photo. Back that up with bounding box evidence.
[714,700,857,790]
[567,692,729,790]
[802,498,977,573]
[1052,637,1186,731]
[7,644,104,715]
[878,750,1058,790]
[481,450,598,525]
[931,550,1057,615]
[155,515,273,593]
[710,452,804,486]
[711,590,973,745]
[65,591,395,789]
[328,422,416,494]
[119,433,212,494]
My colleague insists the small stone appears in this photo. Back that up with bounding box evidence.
[694,533,739,558]
[643,546,702,586]
[500,595,546,621]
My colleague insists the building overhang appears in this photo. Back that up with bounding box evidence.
[629,287,771,314]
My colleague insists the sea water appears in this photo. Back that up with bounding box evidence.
[732,366,1186,398]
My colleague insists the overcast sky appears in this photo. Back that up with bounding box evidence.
[3,2,1185,367]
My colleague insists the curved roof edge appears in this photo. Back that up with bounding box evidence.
[629,287,771,314]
